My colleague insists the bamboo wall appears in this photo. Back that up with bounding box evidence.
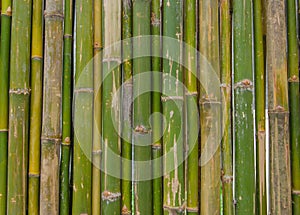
[0,0,299,214]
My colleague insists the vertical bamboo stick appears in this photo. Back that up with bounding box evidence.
[199,0,221,214]
[184,0,198,214]
[40,0,64,213]
[220,0,233,214]
[253,0,266,214]
[162,0,184,214]
[287,0,300,213]
[28,0,43,213]
[6,0,32,213]
[132,0,152,214]
[101,0,122,213]
[92,0,102,214]
[232,0,256,213]
[121,0,132,214]
[0,0,11,213]
[266,0,292,213]
[151,0,162,214]
[72,0,93,213]
[59,0,73,213]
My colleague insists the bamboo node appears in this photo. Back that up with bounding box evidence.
[44,11,64,19]
[121,205,131,215]
[268,106,289,114]
[152,143,161,149]
[92,150,102,155]
[0,129,8,132]
[41,136,61,142]
[292,190,300,195]
[186,207,199,212]
[94,42,102,49]
[288,75,299,82]
[32,55,43,60]
[163,204,185,213]
[220,83,231,88]
[234,79,253,90]
[64,34,73,39]
[222,174,233,183]
[199,95,221,105]
[134,125,151,134]
[4,6,12,16]
[151,12,161,27]
[161,95,184,102]
[28,173,40,178]
[185,91,198,96]
[74,88,94,93]
[9,88,31,95]
[101,191,121,202]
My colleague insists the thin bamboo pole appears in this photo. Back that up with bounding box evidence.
[6,0,32,213]
[162,0,184,214]
[132,1,152,214]
[151,0,162,214]
[184,0,198,214]
[101,0,121,213]
[287,0,300,213]
[199,0,221,214]
[253,0,266,213]
[72,0,93,213]
[28,0,43,213]
[266,0,292,213]
[59,0,73,213]
[39,0,64,213]
[220,0,233,214]
[0,0,11,213]
[233,0,256,213]
[121,0,132,214]
[92,0,102,213]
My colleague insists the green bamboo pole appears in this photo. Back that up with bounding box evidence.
[92,0,102,213]
[287,0,300,213]
[132,1,152,214]
[28,0,43,213]
[59,0,73,213]
[220,0,233,214]
[233,0,255,213]
[121,0,132,214]
[6,0,32,213]
[199,0,221,214]
[72,0,93,213]
[253,0,266,214]
[266,0,292,214]
[151,0,162,214]
[0,0,11,213]
[162,0,184,214]
[40,0,63,213]
[184,0,198,214]
[101,0,121,213]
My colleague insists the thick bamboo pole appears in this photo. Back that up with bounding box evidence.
[101,0,121,213]
[40,0,64,213]
[121,0,132,214]
[287,0,300,213]
[72,0,93,213]
[59,0,73,213]
[220,0,233,214]
[0,0,11,213]
[232,0,256,213]
[199,0,221,214]
[28,0,43,213]
[162,0,184,214]
[92,0,102,214]
[6,0,32,213]
[253,0,266,213]
[151,0,162,214]
[266,0,292,213]
[184,0,198,214]
[132,1,152,214]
